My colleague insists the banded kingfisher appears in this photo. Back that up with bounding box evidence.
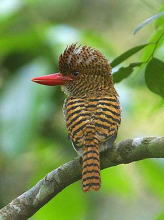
[32,44,121,192]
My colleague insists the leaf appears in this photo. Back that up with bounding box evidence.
[139,30,164,66]
[111,44,149,68]
[113,62,143,84]
[145,58,164,98]
[155,15,164,29]
[134,11,164,35]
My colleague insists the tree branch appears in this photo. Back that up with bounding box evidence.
[0,137,164,219]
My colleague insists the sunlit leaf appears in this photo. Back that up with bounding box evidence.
[111,44,149,68]
[138,30,164,69]
[155,15,164,29]
[155,4,164,30]
[113,62,143,83]
[145,58,164,98]
[134,11,164,35]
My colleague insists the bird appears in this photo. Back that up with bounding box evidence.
[32,44,121,192]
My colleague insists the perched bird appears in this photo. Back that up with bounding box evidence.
[32,44,121,192]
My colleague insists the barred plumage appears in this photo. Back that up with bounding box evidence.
[82,141,100,192]
[32,43,121,192]
[65,94,121,192]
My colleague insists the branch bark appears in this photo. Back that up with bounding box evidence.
[0,137,164,219]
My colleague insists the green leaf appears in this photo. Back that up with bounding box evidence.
[111,44,149,68]
[113,62,143,84]
[155,15,164,29]
[139,30,164,63]
[134,11,164,35]
[145,58,164,98]
[155,4,164,29]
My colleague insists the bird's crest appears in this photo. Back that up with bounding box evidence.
[59,43,111,74]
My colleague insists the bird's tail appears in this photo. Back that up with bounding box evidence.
[82,138,101,192]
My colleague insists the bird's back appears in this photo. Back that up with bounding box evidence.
[64,93,121,192]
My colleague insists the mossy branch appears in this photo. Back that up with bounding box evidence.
[0,137,164,220]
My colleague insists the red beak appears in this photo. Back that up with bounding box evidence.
[31,73,73,86]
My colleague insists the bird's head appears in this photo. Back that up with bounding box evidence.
[32,44,114,97]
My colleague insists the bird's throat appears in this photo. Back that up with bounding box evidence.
[62,74,114,97]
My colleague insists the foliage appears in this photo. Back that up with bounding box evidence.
[134,11,164,35]
[112,15,164,99]
[145,58,164,98]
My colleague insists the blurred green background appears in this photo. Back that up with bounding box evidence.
[0,0,164,219]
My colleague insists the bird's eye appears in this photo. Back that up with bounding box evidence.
[72,71,80,77]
